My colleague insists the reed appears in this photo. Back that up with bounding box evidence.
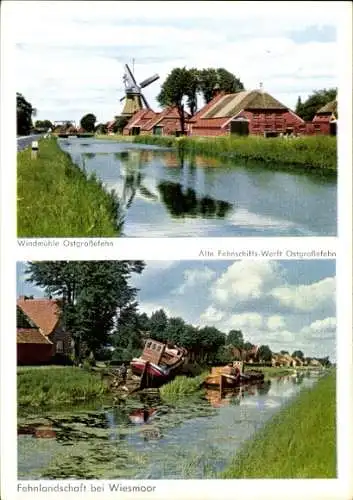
[17,366,109,407]
[159,373,208,401]
[109,134,336,173]
[17,138,122,237]
[221,370,336,478]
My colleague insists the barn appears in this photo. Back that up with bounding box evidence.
[190,88,306,137]
[311,100,337,136]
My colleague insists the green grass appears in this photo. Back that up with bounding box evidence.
[99,134,337,173]
[159,373,208,402]
[17,138,122,237]
[244,366,296,379]
[17,366,110,408]
[221,370,336,478]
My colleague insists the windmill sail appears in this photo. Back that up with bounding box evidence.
[120,62,159,117]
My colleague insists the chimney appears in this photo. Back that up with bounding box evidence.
[212,83,221,97]
[259,82,264,92]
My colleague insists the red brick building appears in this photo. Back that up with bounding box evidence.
[311,100,337,136]
[123,106,189,136]
[189,89,306,137]
[17,297,73,364]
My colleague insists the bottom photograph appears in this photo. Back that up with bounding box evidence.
[16,259,336,480]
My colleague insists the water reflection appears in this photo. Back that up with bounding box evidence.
[18,372,326,479]
[158,181,233,219]
[57,139,336,237]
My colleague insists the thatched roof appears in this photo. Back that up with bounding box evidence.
[316,100,337,114]
[202,90,288,119]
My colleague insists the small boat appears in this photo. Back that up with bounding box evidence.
[130,339,187,387]
[204,365,264,389]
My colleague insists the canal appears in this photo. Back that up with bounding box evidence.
[58,138,336,237]
[18,372,322,479]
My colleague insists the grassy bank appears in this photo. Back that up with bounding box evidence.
[221,370,336,478]
[159,373,208,402]
[244,365,296,379]
[18,367,109,408]
[98,134,336,173]
[17,138,122,237]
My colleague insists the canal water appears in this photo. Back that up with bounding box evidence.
[18,372,322,479]
[58,138,336,237]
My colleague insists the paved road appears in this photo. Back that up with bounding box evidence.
[17,134,44,152]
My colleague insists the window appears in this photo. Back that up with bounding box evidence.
[146,341,152,349]
[156,345,161,352]
[56,340,64,353]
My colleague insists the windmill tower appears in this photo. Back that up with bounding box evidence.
[120,62,160,117]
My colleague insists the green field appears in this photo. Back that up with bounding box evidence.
[17,138,122,237]
[221,370,336,478]
[17,366,109,407]
[98,134,336,173]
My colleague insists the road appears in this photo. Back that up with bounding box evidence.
[17,134,44,152]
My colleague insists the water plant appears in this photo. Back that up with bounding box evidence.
[17,138,123,237]
[159,373,208,402]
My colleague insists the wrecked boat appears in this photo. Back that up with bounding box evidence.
[130,338,188,387]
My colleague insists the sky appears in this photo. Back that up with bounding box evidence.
[11,0,342,124]
[17,259,336,361]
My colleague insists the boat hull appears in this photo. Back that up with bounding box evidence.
[130,359,171,384]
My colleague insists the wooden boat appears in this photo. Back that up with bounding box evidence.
[130,339,187,387]
[204,365,264,389]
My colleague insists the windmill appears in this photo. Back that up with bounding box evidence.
[120,62,160,117]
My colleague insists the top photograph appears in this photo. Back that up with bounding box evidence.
[16,1,338,238]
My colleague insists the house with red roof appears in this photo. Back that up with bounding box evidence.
[17,297,73,364]
[123,106,189,136]
[189,88,306,137]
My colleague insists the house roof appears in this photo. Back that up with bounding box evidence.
[144,106,185,131]
[125,109,157,130]
[17,328,53,344]
[316,100,337,114]
[17,298,61,336]
[201,90,288,120]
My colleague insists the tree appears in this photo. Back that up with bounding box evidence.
[280,350,289,355]
[243,341,255,350]
[26,261,145,362]
[149,309,168,342]
[292,350,304,359]
[198,68,245,104]
[80,113,97,132]
[295,88,337,121]
[95,123,107,134]
[113,116,130,134]
[35,120,53,130]
[157,67,195,134]
[17,93,35,135]
[259,345,272,363]
[227,330,244,347]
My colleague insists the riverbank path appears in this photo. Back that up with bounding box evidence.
[17,134,44,152]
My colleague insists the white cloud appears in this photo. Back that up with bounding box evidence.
[173,267,216,295]
[199,306,225,324]
[267,315,287,331]
[271,277,335,312]
[211,260,284,305]
[301,317,336,339]
[7,0,343,122]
